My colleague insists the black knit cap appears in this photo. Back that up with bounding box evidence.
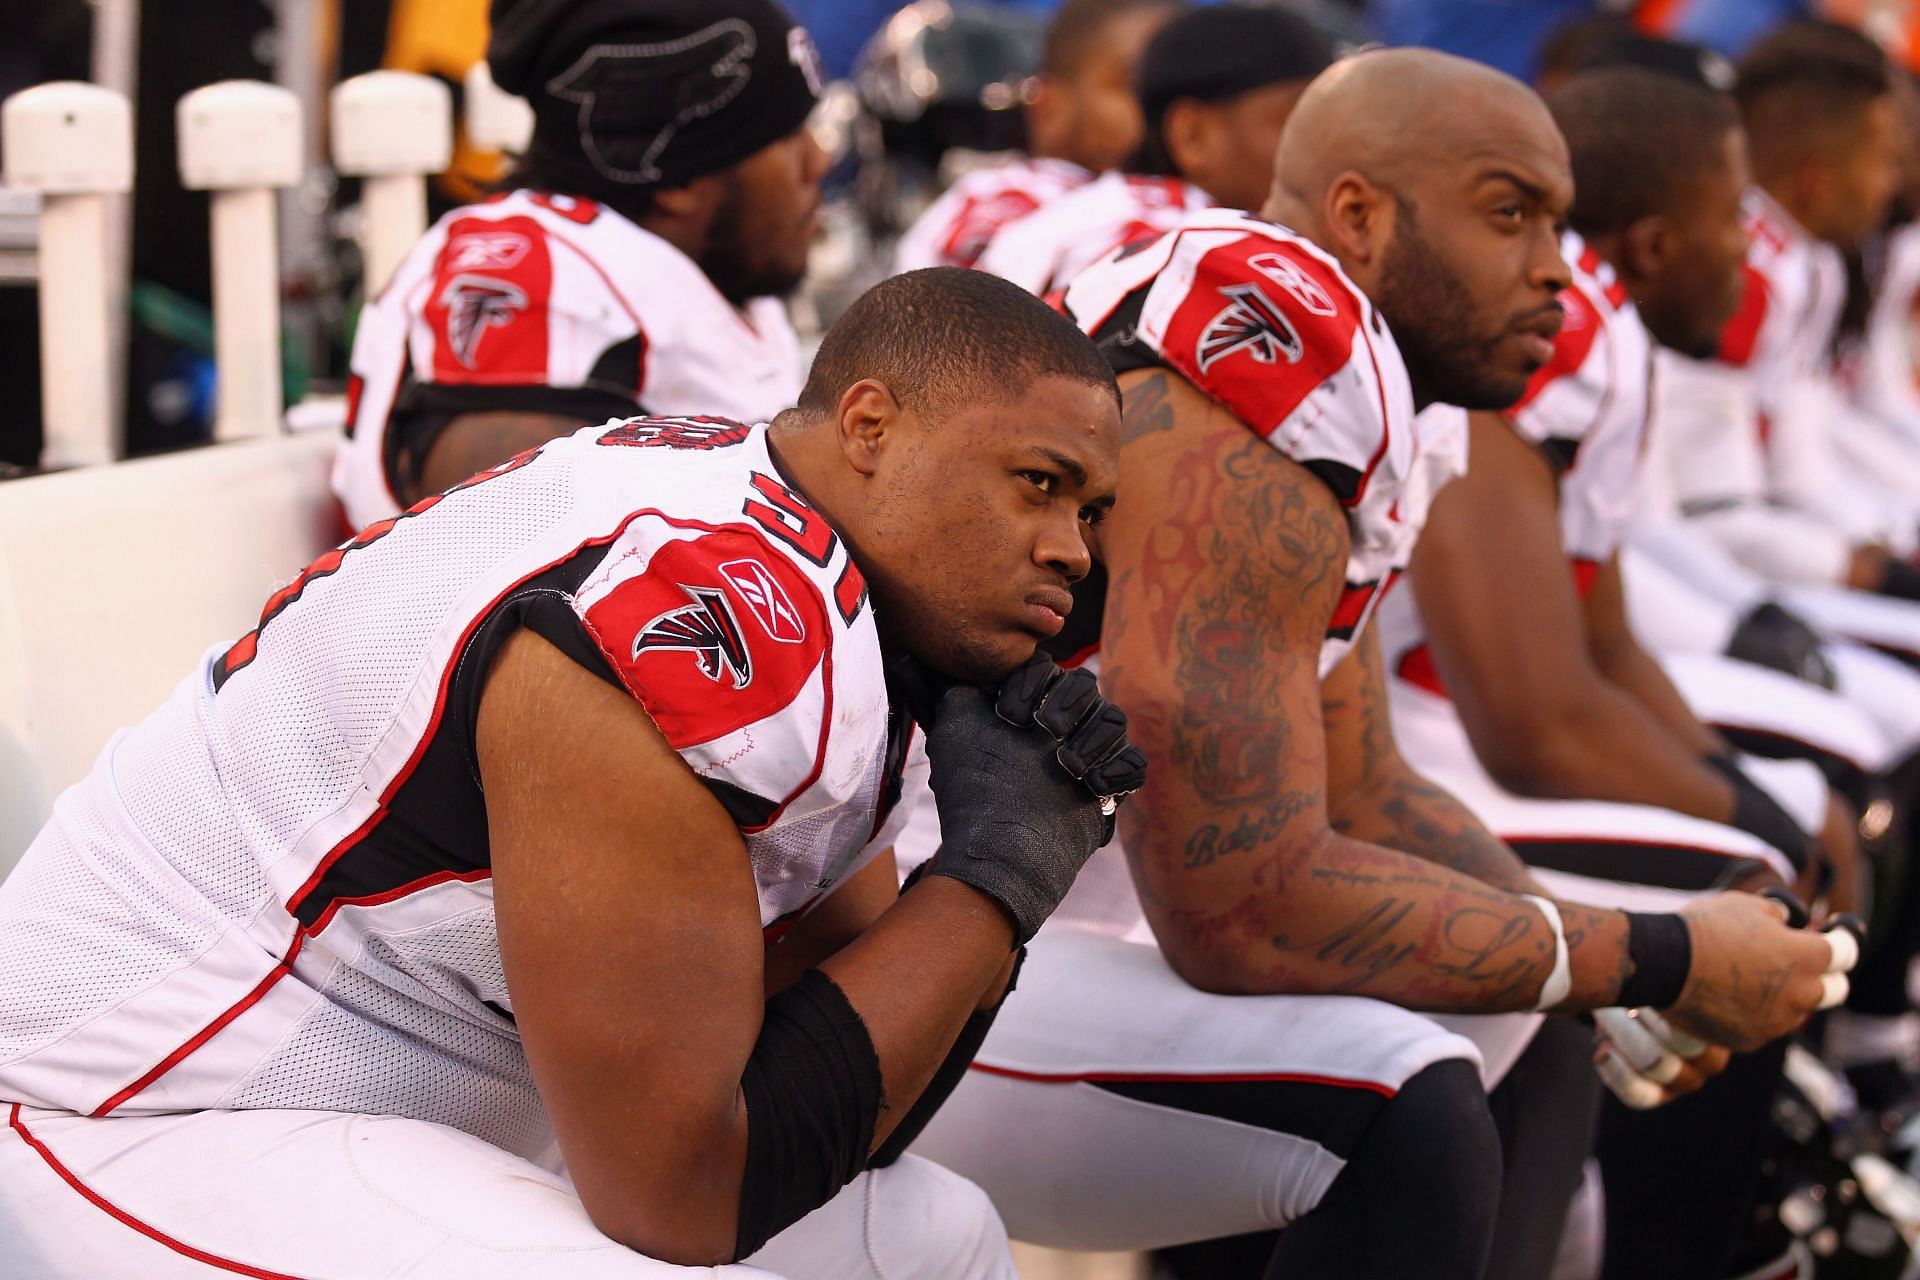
[488,0,823,191]
[1135,4,1337,129]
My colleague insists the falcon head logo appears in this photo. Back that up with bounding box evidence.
[438,274,528,368]
[547,21,757,185]
[1196,282,1305,376]
[634,584,754,689]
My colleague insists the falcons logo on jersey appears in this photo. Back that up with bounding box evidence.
[1196,282,1305,375]
[634,584,755,688]
[439,274,528,368]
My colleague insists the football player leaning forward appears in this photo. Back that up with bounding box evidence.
[0,268,1144,1280]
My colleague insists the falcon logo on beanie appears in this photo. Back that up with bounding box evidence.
[488,0,820,192]
[547,20,759,185]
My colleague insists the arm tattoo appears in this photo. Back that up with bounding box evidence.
[1328,633,1542,896]
[1103,379,1560,1010]
[1118,371,1175,444]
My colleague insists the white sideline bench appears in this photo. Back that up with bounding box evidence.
[0,430,340,875]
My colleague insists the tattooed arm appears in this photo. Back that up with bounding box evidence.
[1321,629,1544,898]
[1100,369,1629,1011]
[1102,370,1838,1048]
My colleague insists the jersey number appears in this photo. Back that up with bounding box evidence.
[742,471,867,625]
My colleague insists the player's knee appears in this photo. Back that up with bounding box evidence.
[1360,1059,1502,1210]
[863,1153,1014,1280]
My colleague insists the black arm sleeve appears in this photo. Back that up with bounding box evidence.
[733,969,884,1259]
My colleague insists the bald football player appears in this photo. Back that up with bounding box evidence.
[906,50,1844,1280]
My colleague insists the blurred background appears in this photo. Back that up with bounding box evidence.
[2,0,1915,471]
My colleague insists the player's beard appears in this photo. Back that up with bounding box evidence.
[1374,198,1532,411]
[701,174,810,306]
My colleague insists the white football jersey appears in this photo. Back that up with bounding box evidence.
[893,156,1092,273]
[1380,233,1651,695]
[976,171,1214,296]
[0,419,917,1156]
[332,191,804,530]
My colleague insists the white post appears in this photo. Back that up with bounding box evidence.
[464,62,535,156]
[3,83,134,469]
[331,72,452,296]
[176,81,303,442]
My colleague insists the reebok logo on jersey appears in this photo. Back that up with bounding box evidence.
[1197,283,1304,376]
[446,232,532,272]
[635,584,754,688]
[721,558,807,644]
[1249,253,1337,318]
[439,274,529,368]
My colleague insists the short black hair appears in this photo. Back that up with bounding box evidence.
[1550,27,1735,93]
[1736,20,1891,177]
[1534,14,1633,87]
[799,269,1119,420]
[1040,0,1183,79]
[1130,5,1336,178]
[1548,67,1740,239]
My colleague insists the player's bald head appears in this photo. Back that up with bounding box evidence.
[1262,48,1574,412]
[1270,49,1567,231]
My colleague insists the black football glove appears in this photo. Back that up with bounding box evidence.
[894,652,1147,944]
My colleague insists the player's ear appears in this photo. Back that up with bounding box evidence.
[1161,100,1218,184]
[1323,170,1390,267]
[1023,76,1067,158]
[1619,213,1670,283]
[834,379,905,478]
[649,174,725,223]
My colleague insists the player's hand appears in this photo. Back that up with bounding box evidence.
[1593,1007,1732,1108]
[900,652,1147,945]
[1664,893,1852,1054]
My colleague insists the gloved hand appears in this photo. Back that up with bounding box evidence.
[895,652,1147,945]
[1725,601,1836,690]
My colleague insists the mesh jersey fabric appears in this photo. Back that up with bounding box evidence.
[0,419,916,1154]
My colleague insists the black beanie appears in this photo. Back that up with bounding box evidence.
[488,0,823,192]
[1135,5,1337,130]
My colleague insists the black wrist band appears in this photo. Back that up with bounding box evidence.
[1619,912,1692,1009]
[1701,753,1811,870]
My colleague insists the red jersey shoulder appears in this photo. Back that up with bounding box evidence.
[1716,263,1772,368]
[422,213,559,385]
[579,522,832,751]
[1155,232,1367,432]
[941,187,1047,269]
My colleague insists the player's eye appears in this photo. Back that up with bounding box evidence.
[1019,470,1058,496]
[1079,504,1108,528]
[1494,204,1525,226]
